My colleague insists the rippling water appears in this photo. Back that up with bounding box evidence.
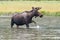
[0,16,60,40]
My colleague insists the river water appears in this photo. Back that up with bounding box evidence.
[0,16,60,40]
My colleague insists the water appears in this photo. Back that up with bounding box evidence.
[0,16,60,40]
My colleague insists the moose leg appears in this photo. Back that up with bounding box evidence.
[16,25,19,29]
[11,19,14,28]
[11,22,14,28]
[26,23,29,29]
[32,20,37,25]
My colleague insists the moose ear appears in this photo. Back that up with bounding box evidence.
[32,7,34,9]
[37,7,42,10]
[39,7,42,9]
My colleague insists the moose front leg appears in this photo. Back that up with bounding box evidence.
[26,23,29,29]
[32,20,37,25]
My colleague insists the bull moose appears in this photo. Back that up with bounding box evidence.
[11,7,43,29]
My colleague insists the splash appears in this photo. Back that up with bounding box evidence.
[36,25,40,28]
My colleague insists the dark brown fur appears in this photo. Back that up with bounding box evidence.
[11,7,43,28]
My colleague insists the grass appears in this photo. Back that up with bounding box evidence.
[0,1,60,16]
[0,1,60,12]
[41,11,60,16]
[0,11,60,16]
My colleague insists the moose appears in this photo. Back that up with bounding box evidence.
[11,7,43,29]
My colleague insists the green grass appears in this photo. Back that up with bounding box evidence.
[41,11,60,16]
[0,11,60,16]
[0,1,60,16]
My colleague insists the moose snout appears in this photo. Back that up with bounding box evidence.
[40,15,43,18]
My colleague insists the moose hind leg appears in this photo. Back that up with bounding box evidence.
[11,19,14,28]
[16,25,19,29]
[11,22,14,28]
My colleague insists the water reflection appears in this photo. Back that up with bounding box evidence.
[0,28,40,40]
[0,16,60,40]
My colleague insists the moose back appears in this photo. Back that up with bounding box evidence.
[11,7,43,28]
